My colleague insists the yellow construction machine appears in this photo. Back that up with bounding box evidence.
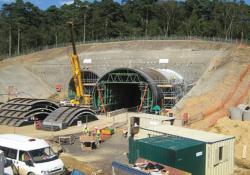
[67,22,89,106]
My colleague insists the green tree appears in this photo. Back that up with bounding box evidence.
[0,0,250,57]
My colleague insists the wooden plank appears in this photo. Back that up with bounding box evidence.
[242,145,247,159]
[157,84,173,88]
[164,96,177,100]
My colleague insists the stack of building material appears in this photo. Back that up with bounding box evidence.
[42,107,97,130]
[0,98,59,127]
[79,135,96,150]
[100,127,114,142]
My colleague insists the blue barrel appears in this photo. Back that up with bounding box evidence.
[71,169,86,175]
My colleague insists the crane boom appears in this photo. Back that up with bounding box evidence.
[68,22,84,105]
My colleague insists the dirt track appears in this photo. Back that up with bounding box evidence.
[61,127,128,175]
[0,113,127,139]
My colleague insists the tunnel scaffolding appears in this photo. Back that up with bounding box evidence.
[157,80,184,110]
[94,71,154,113]
[138,84,153,112]
[92,68,185,113]
[68,70,99,108]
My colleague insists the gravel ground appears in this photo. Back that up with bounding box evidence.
[62,127,128,175]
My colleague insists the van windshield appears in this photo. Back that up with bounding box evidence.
[28,147,58,163]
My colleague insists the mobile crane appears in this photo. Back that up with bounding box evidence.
[67,22,86,106]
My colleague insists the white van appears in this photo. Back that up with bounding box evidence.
[4,160,14,175]
[0,134,65,175]
[1,150,14,175]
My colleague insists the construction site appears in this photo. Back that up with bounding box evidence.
[0,37,250,175]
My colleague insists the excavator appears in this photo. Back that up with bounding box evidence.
[67,22,89,106]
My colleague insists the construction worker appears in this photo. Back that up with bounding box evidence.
[123,129,128,138]
[96,128,101,144]
[83,125,89,135]
[92,126,98,137]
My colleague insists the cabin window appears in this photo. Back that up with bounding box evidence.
[19,150,31,162]
[219,146,223,161]
[214,145,229,166]
[131,117,140,126]
[0,146,17,159]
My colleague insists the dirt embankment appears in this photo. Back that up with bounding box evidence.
[174,45,250,129]
[0,40,230,68]
[0,40,228,102]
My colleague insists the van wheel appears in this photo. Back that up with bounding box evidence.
[28,173,35,175]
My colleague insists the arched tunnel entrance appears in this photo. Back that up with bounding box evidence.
[93,68,185,113]
[68,70,99,107]
[94,68,153,112]
[108,83,142,109]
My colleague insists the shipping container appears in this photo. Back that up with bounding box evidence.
[132,122,235,175]
[129,135,206,175]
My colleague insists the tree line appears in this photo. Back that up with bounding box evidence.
[0,0,250,57]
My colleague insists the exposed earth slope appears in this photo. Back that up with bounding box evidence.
[0,40,229,102]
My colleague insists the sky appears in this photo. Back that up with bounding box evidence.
[0,0,250,10]
[0,0,122,10]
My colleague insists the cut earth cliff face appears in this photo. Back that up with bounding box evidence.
[174,45,250,129]
[0,40,228,102]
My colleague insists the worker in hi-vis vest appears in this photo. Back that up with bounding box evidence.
[83,125,89,135]
[96,129,101,144]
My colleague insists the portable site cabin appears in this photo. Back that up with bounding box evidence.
[129,135,205,175]
[128,113,175,135]
[131,125,234,175]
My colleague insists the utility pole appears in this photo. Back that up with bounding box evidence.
[6,5,12,57]
[105,18,108,38]
[17,25,20,55]
[82,5,89,43]
[83,13,86,43]
[53,23,58,47]
[145,7,149,37]
[9,26,12,56]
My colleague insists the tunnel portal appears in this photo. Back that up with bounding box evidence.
[93,68,185,113]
